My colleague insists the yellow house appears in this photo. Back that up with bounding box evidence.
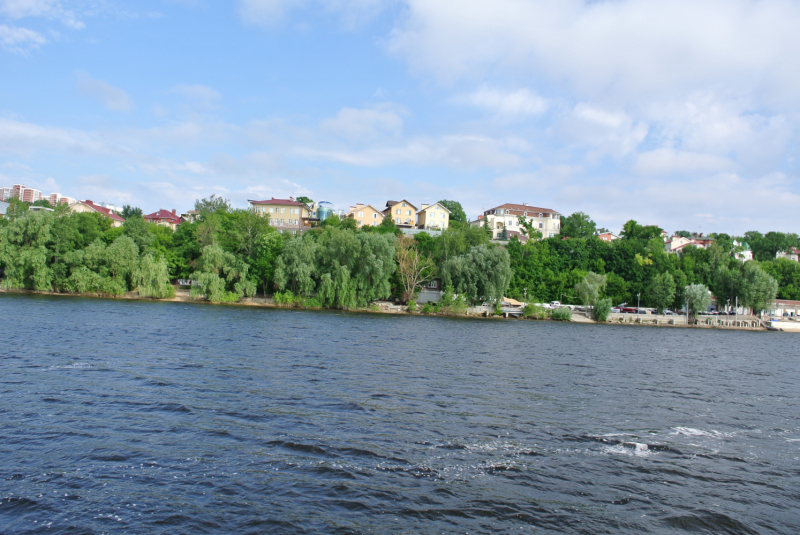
[346,204,384,228]
[416,203,451,230]
[249,197,313,235]
[383,199,417,228]
[69,200,125,228]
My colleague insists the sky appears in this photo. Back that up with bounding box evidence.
[1,0,799,234]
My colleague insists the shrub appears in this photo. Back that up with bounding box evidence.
[302,297,322,308]
[522,303,547,318]
[594,297,612,322]
[407,300,417,312]
[421,302,437,314]
[550,307,573,321]
[273,290,296,306]
[439,284,467,315]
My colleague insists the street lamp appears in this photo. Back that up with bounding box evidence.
[637,292,641,314]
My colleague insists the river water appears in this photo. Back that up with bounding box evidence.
[1,294,798,534]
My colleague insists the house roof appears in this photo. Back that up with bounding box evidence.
[249,198,308,207]
[384,199,418,210]
[79,200,125,222]
[418,203,451,213]
[0,200,8,216]
[145,209,180,222]
[347,204,383,215]
[486,203,560,215]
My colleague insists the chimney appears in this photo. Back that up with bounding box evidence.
[289,196,295,202]
[421,203,429,210]
[172,209,176,215]
[523,202,528,206]
[85,200,92,203]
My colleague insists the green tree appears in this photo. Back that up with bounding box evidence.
[190,245,256,302]
[296,196,313,206]
[739,261,778,315]
[594,297,612,322]
[560,212,597,239]
[574,271,607,307]
[376,215,400,235]
[440,244,512,305]
[0,211,54,290]
[517,215,543,240]
[135,254,174,298]
[438,200,467,224]
[685,283,711,318]
[121,205,143,219]
[195,194,231,214]
[273,234,318,296]
[647,272,676,313]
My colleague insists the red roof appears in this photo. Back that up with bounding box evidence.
[485,203,560,216]
[80,200,125,222]
[249,198,307,206]
[145,209,180,222]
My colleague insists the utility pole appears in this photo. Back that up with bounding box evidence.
[686,297,690,326]
[735,296,738,324]
[637,292,641,314]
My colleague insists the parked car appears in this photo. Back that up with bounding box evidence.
[621,307,637,314]
[663,309,674,315]
[610,307,622,313]
[550,301,561,307]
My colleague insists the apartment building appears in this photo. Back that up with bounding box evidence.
[0,187,11,202]
[383,200,417,228]
[249,197,313,235]
[471,203,561,240]
[416,203,451,230]
[346,204,384,227]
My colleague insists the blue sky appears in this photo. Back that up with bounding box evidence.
[1,0,799,234]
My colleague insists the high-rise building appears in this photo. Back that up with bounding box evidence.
[22,188,42,203]
[59,197,76,206]
[0,187,12,201]
[49,193,62,206]
[12,184,24,200]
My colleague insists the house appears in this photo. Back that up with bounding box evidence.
[249,197,313,235]
[383,200,417,228]
[416,203,451,230]
[145,209,181,230]
[346,203,384,227]
[733,240,753,262]
[470,203,561,240]
[597,232,619,242]
[665,234,715,254]
[777,247,800,262]
[179,210,199,223]
[69,200,125,227]
[28,206,54,213]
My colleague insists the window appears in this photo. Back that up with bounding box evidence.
[372,213,378,219]
[523,212,527,217]
[402,202,407,207]
[358,211,364,217]
[539,222,543,229]
[372,222,377,226]
[281,208,286,213]
[396,209,400,215]
[406,210,411,215]
[441,213,446,218]
[395,218,400,223]
[281,219,285,225]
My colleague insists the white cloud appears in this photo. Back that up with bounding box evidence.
[320,105,403,137]
[0,0,85,29]
[0,117,106,155]
[454,87,547,117]
[0,23,46,52]
[171,84,223,102]
[559,103,648,159]
[388,0,800,104]
[76,71,134,112]
[634,148,736,176]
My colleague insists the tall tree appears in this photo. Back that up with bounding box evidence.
[395,237,435,303]
[438,200,467,224]
[647,272,676,313]
[121,205,143,219]
[560,212,597,239]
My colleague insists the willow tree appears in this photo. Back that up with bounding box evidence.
[135,254,174,299]
[440,244,512,305]
[273,234,318,296]
[647,272,676,314]
[395,236,435,303]
[190,244,256,303]
[0,211,54,291]
[685,283,711,318]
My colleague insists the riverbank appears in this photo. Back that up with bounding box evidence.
[1,287,787,332]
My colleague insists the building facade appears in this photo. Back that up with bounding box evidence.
[346,204,384,227]
[471,203,561,240]
[416,203,451,230]
[144,209,181,230]
[69,200,125,227]
[249,197,313,235]
[383,200,418,228]
[777,247,800,262]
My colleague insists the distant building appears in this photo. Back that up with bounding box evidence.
[383,200,417,228]
[665,234,715,254]
[179,210,199,223]
[69,200,125,227]
[776,247,800,262]
[249,197,313,235]
[470,203,561,240]
[60,197,76,206]
[144,209,181,230]
[21,188,42,203]
[29,205,54,213]
[733,240,753,262]
[416,202,451,230]
[0,187,12,202]
[597,232,619,242]
[49,193,61,206]
[0,200,8,217]
[346,203,384,227]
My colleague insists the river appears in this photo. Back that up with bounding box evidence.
[1,293,798,534]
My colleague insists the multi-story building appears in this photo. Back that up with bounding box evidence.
[777,247,800,262]
[383,200,417,228]
[597,232,619,242]
[12,184,24,200]
[60,197,76,206]
[0,187,12,202]
[249,197,313,235]
[416,203,451,230]
[49,193,62,206]
[144,209,181,230]
[346,203,384,227]
[21,188,42,203]
[471,203,561,240]
[69,200,125,227]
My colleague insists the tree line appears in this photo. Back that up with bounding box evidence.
[1,197,795,316]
